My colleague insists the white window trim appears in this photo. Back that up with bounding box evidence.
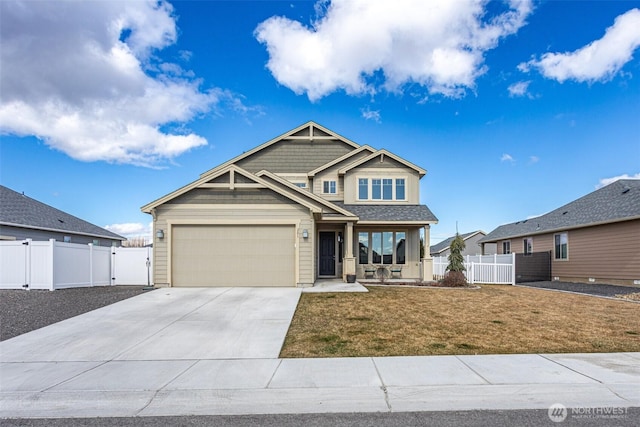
[322,180,337,194]
[502,240,511,254]
[523,237,533,255]
[356,176,408,201]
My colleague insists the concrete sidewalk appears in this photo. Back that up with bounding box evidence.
[1,353,639,418]
[1,288,639,418]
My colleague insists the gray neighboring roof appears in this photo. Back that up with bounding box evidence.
[479,179,640,243]
[0,185,124,240]
[430,230,485,254]
[334,202,438,223]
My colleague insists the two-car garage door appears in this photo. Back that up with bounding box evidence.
[171,224,295,287]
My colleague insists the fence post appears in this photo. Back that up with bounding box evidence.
[493,253,497,284]
[24,239,32,290]
[88,243,94,287]
[48,239,55,291]
[469,262,474,284]
[511,252,516,285]
[111,246,117,286]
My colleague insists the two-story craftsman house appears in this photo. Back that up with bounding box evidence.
[142,122,438,287]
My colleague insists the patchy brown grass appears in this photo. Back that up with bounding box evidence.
[280,285,640,358]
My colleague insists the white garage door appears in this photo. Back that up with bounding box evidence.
[171,224,295,287]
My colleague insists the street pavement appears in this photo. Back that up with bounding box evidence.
[1,287,639,419]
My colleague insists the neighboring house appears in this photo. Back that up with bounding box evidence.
[430,230,496,258]
[479,179,640,286]
[0,185,124,246]
[141,121,438,287]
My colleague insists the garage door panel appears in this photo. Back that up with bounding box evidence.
[172,225,295,287]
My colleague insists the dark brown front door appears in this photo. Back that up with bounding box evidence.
[319,232,335,276]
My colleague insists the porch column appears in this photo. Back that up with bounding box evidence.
[421,224,433,281]
[343,221,356,280]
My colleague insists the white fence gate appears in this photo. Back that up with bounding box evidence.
[0,239,153,290]
[433,254,516,285]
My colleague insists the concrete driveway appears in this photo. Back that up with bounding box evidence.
[0,287,302,362]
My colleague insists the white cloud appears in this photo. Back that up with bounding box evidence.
[255,0,532,101]
[500,153,514,163]
[507,80,531,97]
[0,1,226,167]
[520,8,640,83]
[361,107,381,123]
[105,222,152,240]
[596,173,640,189]
[529,155,539,164]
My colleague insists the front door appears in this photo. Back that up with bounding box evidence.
[319,231,335,276]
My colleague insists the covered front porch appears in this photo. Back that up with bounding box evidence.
[314,220,436,283]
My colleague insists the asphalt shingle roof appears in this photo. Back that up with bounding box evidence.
[0,185,124,240]
[333,202,438,222]
[479,179,640,243]
[430,230,484,254]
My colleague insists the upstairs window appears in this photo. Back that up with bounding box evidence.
[523,237,533,255]
[358,177,407,201]
[502,241,511,254]
[382,179,393,200]
[323,180,336,194]
[358,178,368,199]
[372,179,382,199]
[396,179,405,200]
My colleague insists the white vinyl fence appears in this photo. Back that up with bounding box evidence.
[0,239,153,290]
[433,254,516,285]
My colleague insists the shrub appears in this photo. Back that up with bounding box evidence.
[440,271,467,287]
[446,233,466,273]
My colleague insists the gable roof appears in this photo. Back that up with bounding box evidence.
[430,231,486,255]
[480,179,640,243]
[255,170,358,219]
[141,164,324,214]
[307,145,376,177]
[199,121,360,178]
[0,185,124,240]
[337,149,426,177]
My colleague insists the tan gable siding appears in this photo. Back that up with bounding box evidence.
[358,155,407,169]
[152,203,314,286]
[552,220,640,283]
[166,188,297,205]
[312,150,373,200]
[235,140,354,173]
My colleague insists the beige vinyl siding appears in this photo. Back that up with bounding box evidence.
[312,150,372,200]
[551,220,640,282]
[166,188,297,205]
[153,203,313,286]
[235,139,354,173]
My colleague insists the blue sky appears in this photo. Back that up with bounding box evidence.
[1,0,639,244]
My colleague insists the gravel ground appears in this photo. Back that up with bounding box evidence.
[0,286,150,341]
[517,281,640,298]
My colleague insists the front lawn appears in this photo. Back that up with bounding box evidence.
[280,285,640,358]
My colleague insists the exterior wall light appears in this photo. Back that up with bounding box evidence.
[302,229,309,239]
[156,229,164,239]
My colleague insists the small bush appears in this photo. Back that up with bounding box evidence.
[440,271,467,287]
